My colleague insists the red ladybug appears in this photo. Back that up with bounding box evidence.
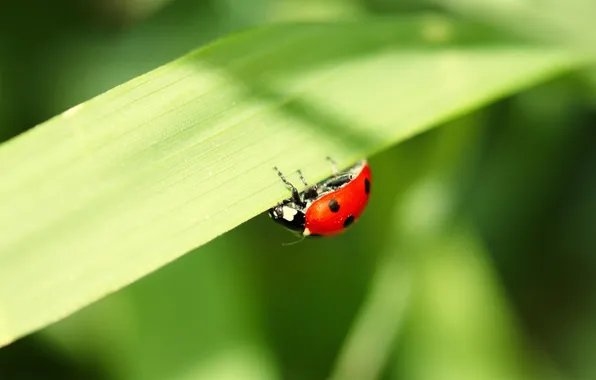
[269,159,371,236]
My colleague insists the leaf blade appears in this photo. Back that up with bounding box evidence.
[0,16,582,346]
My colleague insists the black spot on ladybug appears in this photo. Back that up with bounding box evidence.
[364,178,370,194]
[343,215,355,228]
[328,199,340,212]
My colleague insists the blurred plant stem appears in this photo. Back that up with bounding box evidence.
[329,204,413,380]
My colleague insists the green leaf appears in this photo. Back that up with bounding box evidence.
[0,16,583,347]
[435,0,596,48]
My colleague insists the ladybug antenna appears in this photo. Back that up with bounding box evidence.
[281,234,307,246]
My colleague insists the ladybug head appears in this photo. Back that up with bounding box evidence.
[268,202,306,234]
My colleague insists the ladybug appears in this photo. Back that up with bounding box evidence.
[268,159,371,236]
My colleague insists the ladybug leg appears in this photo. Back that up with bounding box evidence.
[297,169,319,201]
[326,156,339,174]
[297,170,308,186]
[274,167,304,206]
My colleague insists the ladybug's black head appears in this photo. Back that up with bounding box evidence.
[268,203,306,233]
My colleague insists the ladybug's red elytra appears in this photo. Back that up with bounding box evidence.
[268,159,371,236]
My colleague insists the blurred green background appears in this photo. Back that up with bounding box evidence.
[1,0,595,379]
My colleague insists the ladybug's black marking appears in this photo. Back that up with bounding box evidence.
[364,178,370,194]
[328,199,340,212]
[343,215,355,228]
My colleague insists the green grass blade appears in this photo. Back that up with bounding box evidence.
[435,0,596,48]
[0,16,582,347]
